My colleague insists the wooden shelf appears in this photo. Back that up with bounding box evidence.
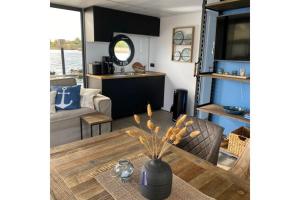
[215,59,250,63]
[197,104,250,124]
[206,0,250,11]
[198,73,250,83]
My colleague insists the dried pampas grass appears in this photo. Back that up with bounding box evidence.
[126,130,137,137]
[190,130,201,138]
[185,120,194,126]
[130,104,202,159]
[175,114,187,127]
[134,114,141,124]
[147,104,152,118]
[147,120,155,130]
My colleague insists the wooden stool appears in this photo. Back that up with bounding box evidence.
[80,112,112,139]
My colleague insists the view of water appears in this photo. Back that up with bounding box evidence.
[50,50,83,75]
[50,49,83,84]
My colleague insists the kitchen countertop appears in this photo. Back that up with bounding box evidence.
[86,71,166,80]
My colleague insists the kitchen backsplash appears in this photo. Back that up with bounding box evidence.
[86,33,152,73]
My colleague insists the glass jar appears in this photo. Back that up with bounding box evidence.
[112,159,134,181]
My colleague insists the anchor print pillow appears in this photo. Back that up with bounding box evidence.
[52,85,81,110]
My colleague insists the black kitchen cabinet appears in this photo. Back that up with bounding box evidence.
[102,76,165,119]
[84,6,160,42]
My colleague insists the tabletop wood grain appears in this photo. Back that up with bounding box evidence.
[51,126,250,200]
[80,113,112,125]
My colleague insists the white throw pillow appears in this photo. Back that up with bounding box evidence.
[50,91,57,114]
[80,88,101,109]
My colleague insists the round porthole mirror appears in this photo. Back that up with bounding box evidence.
[109,34,135,66]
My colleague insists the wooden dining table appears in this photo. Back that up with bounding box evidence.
[51,126,250,200]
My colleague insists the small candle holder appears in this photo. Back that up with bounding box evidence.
[111,159,134,182]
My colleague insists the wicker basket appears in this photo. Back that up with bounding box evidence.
[228,127,250,156]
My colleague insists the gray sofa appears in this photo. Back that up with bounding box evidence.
[50,77,111,147]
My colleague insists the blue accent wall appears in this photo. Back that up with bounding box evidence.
[211,7,250,135]
[211,61,250,135]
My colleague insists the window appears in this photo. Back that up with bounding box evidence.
[109,34,135,66]
[114,40,131,61]
[50,7,84,85]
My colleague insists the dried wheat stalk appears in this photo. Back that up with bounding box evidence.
[131,105,202,160]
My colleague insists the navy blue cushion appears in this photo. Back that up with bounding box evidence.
[52,85,81,110]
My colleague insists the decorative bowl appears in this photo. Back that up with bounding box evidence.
[223,106,246,115]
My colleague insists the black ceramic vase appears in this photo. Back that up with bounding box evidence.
[139,159,172,200]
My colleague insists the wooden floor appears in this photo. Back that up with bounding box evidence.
[112,109,175,137]
[51,127,250,200]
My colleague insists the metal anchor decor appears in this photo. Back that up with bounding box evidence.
[56,87,73,109]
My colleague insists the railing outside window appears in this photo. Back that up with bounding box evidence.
[50,7,84,85]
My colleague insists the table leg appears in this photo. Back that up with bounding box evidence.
[80,119,83,140]
[91,125,93,137]
[99,124,101,135]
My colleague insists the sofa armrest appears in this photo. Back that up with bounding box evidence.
[93,94,111,117]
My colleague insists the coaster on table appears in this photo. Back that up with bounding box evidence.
[95,155,215,200]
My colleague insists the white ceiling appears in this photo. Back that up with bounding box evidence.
[50,0,203,17]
